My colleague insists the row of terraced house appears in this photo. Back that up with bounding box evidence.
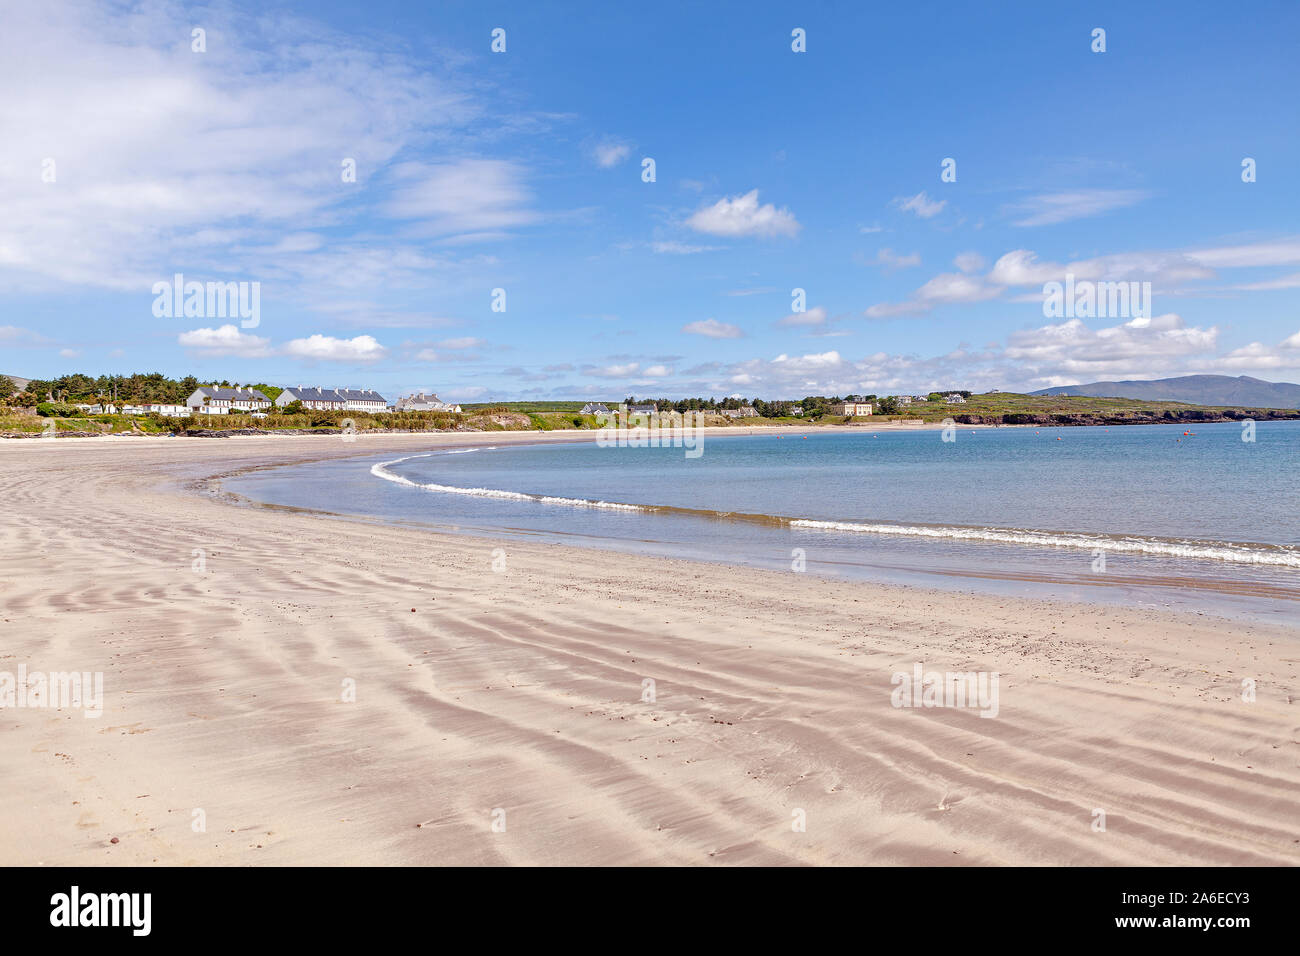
[182,385,461,414]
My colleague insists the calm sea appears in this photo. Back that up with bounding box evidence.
[222,421,1300,623]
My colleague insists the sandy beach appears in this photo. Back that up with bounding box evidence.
[1,431,1297,866]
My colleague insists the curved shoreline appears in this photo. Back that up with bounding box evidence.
[364,450,1300,569]
[5,432,1297,866]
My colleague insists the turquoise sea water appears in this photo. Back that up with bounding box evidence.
[223,422,1300,623]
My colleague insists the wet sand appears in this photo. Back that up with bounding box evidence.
[1,432,1297,865]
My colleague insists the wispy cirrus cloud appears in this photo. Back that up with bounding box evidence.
[0,1,494,294]
[651,240,720,255]
[1007,189,1148,227]
[682,318,744,339]
[892,191,946,219]
[383,159,538,240]
[874,248,921,271]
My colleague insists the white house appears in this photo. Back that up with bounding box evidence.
[187,386,272,414]
[830,401,873,416]
[944,393,968,404]
[720,406,759,419]
[276,387,389,412]
[579,403,610,415]
[396,392,461,413]
[123,403,190,417]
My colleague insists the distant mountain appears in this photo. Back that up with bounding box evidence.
[1029,375,1300,409]
[1,373,29,392]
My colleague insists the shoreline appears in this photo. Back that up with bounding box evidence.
[11,411,1263,443]
[215,432,1300,623]
[1,420,991,443]
[1,433,1297,865]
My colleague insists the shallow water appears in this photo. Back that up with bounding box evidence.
[223,422,1300,624]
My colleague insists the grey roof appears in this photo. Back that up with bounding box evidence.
[195,386,270,401]
[334,388,388,402]
[283,387,388,403]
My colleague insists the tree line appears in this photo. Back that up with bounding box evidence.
[0,372,282,406]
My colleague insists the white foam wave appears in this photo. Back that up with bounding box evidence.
[371,455,642,511]
[789,520,1300,567]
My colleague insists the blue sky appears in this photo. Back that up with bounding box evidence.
[2,0,1298,401]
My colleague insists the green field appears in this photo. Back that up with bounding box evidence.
[880,392,1299,423]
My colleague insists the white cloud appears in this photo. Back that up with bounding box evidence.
[177,325,273,358]
[282,334,387,362]
[893,192,946,219]
[0,326,45,344]
[1231,272,1300,291]
[437,337,484,349]
[1008,189,1148,227]
[868,246,1219,318]
[588,362,640,378]
[987,248,1213,287]
[875,248,921,270]
[642,365,672,377]
[771,350,843,371]
[651,240,719,255]
[1219,329,1300,369]
[682,318,744,339]
[686,190,800,238]
[777,306,828,327]
[866,272,1000,317]
[383,159,537,239]
[954,252,986,274]
[1186,239,1300,269]
[593,140,633,168]
[1219,342,1296,369]
[0,1,502,296]
[1004,314,1217,374]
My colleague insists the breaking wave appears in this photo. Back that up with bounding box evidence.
[788,520,1300,567]
[371,454,643,511]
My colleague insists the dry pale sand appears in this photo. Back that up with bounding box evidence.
[1,432,1297,866]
